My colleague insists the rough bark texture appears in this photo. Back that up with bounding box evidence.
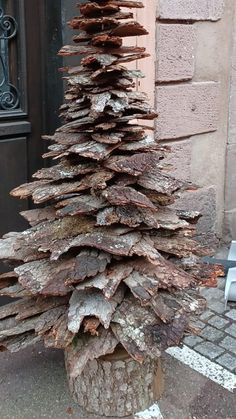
[65,346,163,417]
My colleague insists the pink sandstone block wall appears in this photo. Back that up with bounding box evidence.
[154,0,232,244]
[158,0,225,22]
[155,82,220,140]
[156,24,196,82]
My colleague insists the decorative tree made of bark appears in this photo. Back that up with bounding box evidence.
[0,1,222,417]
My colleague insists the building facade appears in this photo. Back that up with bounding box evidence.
[0,0,235,260]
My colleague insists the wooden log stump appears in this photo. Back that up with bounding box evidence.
[65,346,164,417]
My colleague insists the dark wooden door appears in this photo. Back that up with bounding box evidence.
[0,0,63,283]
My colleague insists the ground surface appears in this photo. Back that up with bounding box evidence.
[0,343,235,419]
[183,247,236,373]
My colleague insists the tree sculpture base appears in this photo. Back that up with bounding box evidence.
[65,347,164,417]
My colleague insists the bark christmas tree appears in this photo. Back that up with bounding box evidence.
[0,1,222,414]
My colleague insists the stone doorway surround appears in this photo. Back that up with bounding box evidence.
[224,3,236,242]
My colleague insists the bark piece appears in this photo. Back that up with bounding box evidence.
[48,231,141,260]
[0,333,41,353]
[138,167,185,195]
[43,132,92,146]
[76,262,133,299]
[0,306,66,340]
[102,186,157,210]
[31,171,113,204]
[68,287,124,333]
[111,297,161,362]
[65,328,118,378]
[22,216,95,252]
[66,249,112,284]
[0,283,32,299]
[132,257,197,291]
[177,210,202,224]
[91,132,124,144]
[15,259,75,296]
[79,3,120,18]
[59,44,145,57]
[104,152,161,176]
[11,181,50,200]
[97,205,188,230]
[68,140,119,160]
[56,195,107,217]
[43,314,74,349]
[0,271,18,290]
[111,21,148,37]
[151,233,210,258]
[91,34,122,48]
[33,162,96,181]
[20,208,57,226]
[0,233,46,263]
[0,296,68,322]
[124,268,163,304]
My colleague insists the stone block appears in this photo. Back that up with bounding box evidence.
[225,145,236,211]
[208,315,230,330]
[158,0,225,22]
[225,324,236,338]
[216,353,236,372]
[219,336,236,355]
[162,140,191,182]
[207,301,226,314]
[156,24,196,82]
[184,335,204,348]
[173,186,217,244]
[156,83,220,140]
[200,310,214,321]
[200,326,225,342]
[195,341,225,359]
[200,287,224,301]
[225,309,236,321]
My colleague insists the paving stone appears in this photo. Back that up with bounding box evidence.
[219,336,236,355]
[194,341,225,360]
[207,301,226,314]
[216,353,236,372]
[200,310,214,321]
[208,315,230,330]
[225,324,236,338]
[225,309,236,321]
[200,287,224,301]
[191,319,206,330]
[184,335,204,348]
[200,326,225,342]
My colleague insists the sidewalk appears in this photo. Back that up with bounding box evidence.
[0,343,235,419]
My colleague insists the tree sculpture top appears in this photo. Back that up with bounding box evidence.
[0,1,222,376]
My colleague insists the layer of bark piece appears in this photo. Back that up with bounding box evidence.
[102,186,157,210]
[15,259,75,296]
[76,262,133,299]
[56,195,107,217]
[68,287,124,333]
[65,328,118,378]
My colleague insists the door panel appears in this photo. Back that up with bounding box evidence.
[0,1,63,301]
[0,138,28,238]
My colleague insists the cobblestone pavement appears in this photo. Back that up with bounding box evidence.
[184,276,236,373]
